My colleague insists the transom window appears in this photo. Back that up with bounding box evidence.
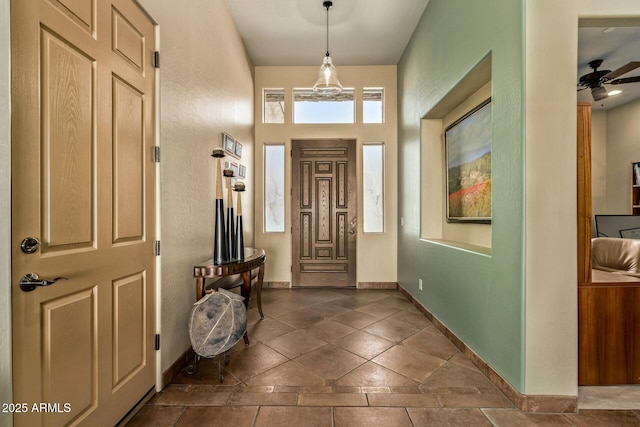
[293,88,355,124]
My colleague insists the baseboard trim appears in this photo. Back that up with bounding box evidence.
[161,347,195,388]
[263,281,290,288]
[397,285,577,414]
[357,282,398,289]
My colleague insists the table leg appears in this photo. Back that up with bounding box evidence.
[196,277,205,301]
[241,270,251,346]
[257,263,265,319]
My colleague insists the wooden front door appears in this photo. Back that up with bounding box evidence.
[11,0,156,425]
[292,139,357,287]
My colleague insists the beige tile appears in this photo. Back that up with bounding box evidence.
[275,310,325,329]
[305,319,356,341]
[155,385,230,406]
[482,408,575,426]
[421,360,497,389]
[259,300,300,317]
[294,344,366,380]
[356,302,402,318]
[246,361,326,387]
[334,361,418,387]
[126,405,185,426]
[332,330,394,360]
[579,386,640,410]
[367,393,439,407]
[363,319,420,342]
[375,295,416,311]
[170,357,242,386]
[305,301,352,318]
[386,309,432,329]
[246,318,294,342]
[254,406,332,427]
[408,408,493,426]
[145,288,634,427]
[174,406,258,427]
[373,345,446,383]
[332,310,380,329]
[402,330,459,360]
[223,343,289,381]
[334,407,413,427]
[227,392,298,406]
[297,393,368,406]
[437,389,513,408]
[563,409,640,427]
[265,329,327,359]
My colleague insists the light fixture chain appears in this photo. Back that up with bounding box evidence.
[325,1,330,57]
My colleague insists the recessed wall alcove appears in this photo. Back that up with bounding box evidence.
[421,54,492,255]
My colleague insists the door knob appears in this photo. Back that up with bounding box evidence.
[19,273,68,292]
[20,237,40,254]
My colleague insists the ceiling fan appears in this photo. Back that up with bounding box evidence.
[578,59,640,101]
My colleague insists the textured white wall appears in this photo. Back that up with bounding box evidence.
[0,0,12,424]
[137,0,254,376]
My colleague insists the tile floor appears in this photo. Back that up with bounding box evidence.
[127,288,640,426]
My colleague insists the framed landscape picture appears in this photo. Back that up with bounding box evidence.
[239,164,247,178]
[445,98,492,223]
[234,140,243,159]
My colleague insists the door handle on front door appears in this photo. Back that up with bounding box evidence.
[349,218,357,234]
[19,273,68,292]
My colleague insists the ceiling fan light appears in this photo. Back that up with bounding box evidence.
[607,89,622,96]
[313,56,342,94]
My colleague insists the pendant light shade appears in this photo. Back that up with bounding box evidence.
[313,1,342,94]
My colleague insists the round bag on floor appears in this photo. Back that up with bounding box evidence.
[189,288,247,357]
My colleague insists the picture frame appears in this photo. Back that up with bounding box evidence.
[239,164,247,178]
[223,132,235,156]
[234,140,243,159]
[230,162,239,178]
[445,98,492,223]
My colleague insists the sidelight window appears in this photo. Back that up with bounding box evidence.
[264,144,285,232]
[362,143,385,233]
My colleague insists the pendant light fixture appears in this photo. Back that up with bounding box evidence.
[313,0,342,94]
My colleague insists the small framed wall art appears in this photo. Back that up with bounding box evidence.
[234,140,243,159]
[239,164,247,178]
[223,132,235,156]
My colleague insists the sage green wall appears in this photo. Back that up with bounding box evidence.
[397,0,525,390]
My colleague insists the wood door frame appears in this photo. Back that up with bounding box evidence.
[291,139,357,287]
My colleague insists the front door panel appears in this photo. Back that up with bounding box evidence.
[292,140,356,287]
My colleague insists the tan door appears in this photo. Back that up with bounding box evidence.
[11,0,156,425]
[292,139,357,287]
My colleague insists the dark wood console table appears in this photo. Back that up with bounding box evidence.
[193,248,266,330]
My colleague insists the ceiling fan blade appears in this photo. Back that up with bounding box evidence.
[609,76,640,85]
[591,86,608,101]
[603,61,640,80]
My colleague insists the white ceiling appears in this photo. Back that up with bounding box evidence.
[225,0,431,66]
[577,24,640,111]
[225,4,640,111]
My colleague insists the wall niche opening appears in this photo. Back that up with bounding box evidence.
[421,53,492,254]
